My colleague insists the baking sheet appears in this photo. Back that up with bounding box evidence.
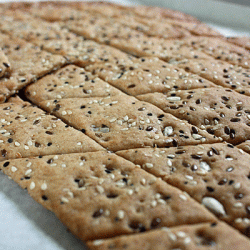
[0,1,250,250]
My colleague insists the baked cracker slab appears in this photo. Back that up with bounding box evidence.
[117,143,250,235]
[86,57,215,95]
[138,88,250,144]
[0,151,216,241]
[25,65,122,104]
[183,37,250,69]
[227,36,250,51]
[170,58,250,96]
[0,33,66,103]
[0,97,103,161]
[36,95,219,152]
[0,17,134,67]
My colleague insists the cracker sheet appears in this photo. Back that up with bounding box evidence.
[0,0,249,250]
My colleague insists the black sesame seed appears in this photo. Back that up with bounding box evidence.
[146,126,153,131]
[93,208,104,218]
[3,161,9,167]
[172,139,178,147]
[182,162,191,168]
[191,126,199,134]
[207,186,214,192]
[230,118,241,122]
[235,193,243,200]
[150,218,161,228]
[1,149,7,157]
[7,138,13,143]
[196,99,201,104]
[211,147,219,155]
[191,154,202,159]
[218,178,227,185]
[207,150,213,157]
[42,195,48,201]
[224,126,230,135]
[191,165,198,171]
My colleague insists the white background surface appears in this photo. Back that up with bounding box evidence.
[0,1,250,250]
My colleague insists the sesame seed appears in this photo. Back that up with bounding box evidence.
[234,202,243,208]
[27,162,32,168]
[151,200,157,207]
[168,233,177,241]
[235,218,243,223]
[25,169,32,176]
[14,141,20,147]
[30,182,35,190]
[179,194,187,201]
[93,240,103,246]
[145,163,154,168]
[96,185,104,194]
[117,210,125,219]
[141,178,146,185]
[192,134,202,140]
[11,166,17,172]
[167,96,181,101]
[176,231,186,238]
[61,197,69,203]
[41,183,47,190]
[202,197,226,216]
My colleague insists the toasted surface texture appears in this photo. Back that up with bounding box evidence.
[117,143,250,235]
[86,57,215,96]
[0,151,216,241]
[87,222,250,250]
[0,33,66,103]
[25,65,122,104]
[138,88,250,144]
[36,95,218,151]
[0,97,103,161]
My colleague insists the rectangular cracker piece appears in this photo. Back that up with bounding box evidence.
[0,48,10,78]
[65,16,149,44]
[227,36,250,51]
[165,19,222,37]
[114,16,190,40]
[183,37,250,69]
[170,58,250,96]
[130,4,200,23]
[65,19,210,62]
[37,95,219,152]
[137,88,250,144]
[0,97,103,162]
[117,143,250,236]
[0,33,66,103]
[0,151,216,241]
[87,222,250,250]
[28,2,90,22]
[86,57,215,96]
[25,65,123,105]
[110,36,212,62]
[0,17,134,67]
